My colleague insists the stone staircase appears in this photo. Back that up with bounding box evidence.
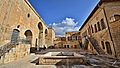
[0,38,31,64]
[85,36,105,55]
[0,42,16,57]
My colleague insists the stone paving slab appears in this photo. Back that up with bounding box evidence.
[0,54,56,68]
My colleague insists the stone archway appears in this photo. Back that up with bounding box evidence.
[11,29,20,44]
[24,30,33,46]
[38,22,43,48]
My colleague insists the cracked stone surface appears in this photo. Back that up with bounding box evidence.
[0,49,120,68]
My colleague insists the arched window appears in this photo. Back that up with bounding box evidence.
[94,24,97,32]
[97,22,101,31]
[101,19,106,30]
[105,41,112,55]
[91,25,94,33]
[38,22,43,30]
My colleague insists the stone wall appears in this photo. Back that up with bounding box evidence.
[104,1,120,58]
[0,0,55,64]
[0,0,53,48]
[0,44,30,64]
[79,1,120,57]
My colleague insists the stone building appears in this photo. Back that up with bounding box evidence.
[54,37,66,48]
[0,0,55,64]
[79,0,120,58]
[65,31,81,48]
[54,31,81,49]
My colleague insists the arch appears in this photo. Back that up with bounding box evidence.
[38,22,43,30]
[24,30,33,45]
[11,29,20,43]
[105,41,112,55]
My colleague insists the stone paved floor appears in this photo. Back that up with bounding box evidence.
[0,54,56,68]
[0,49,120,68]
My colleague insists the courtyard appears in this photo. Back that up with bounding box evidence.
[0,49,120,68]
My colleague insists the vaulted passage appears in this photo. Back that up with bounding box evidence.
[24,30,33,46]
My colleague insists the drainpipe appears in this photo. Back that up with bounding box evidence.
[102,5,117,58]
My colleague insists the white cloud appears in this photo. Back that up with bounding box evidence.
[49,18,80,37]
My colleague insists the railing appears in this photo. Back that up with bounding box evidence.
[84,36,105,55]
[0,38,31,57]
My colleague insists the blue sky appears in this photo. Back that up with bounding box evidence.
[29,0,99,36]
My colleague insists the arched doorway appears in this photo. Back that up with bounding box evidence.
[11,29,20,44]
[105,41,112,55]
[38,22,43,48]
[24,30,33,45]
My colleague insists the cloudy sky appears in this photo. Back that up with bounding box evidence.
[29,0,99,37]
[49,18,79,36]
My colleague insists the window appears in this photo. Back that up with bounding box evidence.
[94,24,97,32]
[64,45,66,48]
[17,25,20,28]
[91,25,94,33]
[67,45,69,48]
[101,19,106,30]
[68,37,72,41]
[105,42,112,55]
[101,41,105,49]
[27,13,30,18]
[88,26,91,35]
[97,22,101,31]
[114,15,120,21]
[110,14,120,22]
